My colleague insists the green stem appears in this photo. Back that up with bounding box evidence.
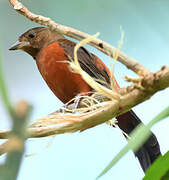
[0,47,14,117]
[0,46,32,180]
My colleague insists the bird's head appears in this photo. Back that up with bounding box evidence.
[9,27,64,59]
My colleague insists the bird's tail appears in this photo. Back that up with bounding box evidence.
[117,110,161,172]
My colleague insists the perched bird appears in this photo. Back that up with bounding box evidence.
[9,27,161,172]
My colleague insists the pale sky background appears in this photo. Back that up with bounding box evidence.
[0,0,169,180]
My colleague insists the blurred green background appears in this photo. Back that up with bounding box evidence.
[0,0,169,180]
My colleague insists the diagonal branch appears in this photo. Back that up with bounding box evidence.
[3,0,168,145]
[0,66,168,139]
[9,0,149,76]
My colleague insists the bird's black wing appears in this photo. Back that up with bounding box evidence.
[58,38,110,86]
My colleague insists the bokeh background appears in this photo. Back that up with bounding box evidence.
[0,0,169,180]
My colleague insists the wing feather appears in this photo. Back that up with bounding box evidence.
[58,39,110,87]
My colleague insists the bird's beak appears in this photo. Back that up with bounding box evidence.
[9,41,30,50]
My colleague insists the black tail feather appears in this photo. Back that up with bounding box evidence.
[117,110,161,172]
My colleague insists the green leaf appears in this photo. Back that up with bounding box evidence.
[143,151,169,180]
[0,47,14,116]
[96,106,169,179]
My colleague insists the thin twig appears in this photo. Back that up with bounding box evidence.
[9,0,149,76]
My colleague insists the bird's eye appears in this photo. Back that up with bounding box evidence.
[28,33,35,38]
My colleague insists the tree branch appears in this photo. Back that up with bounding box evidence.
[2,0,167,143]
[0,66,168,139]
[9,0,149,76]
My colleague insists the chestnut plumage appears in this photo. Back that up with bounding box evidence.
[10,27,161,172]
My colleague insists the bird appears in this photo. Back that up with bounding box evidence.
[9,27,161,172]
